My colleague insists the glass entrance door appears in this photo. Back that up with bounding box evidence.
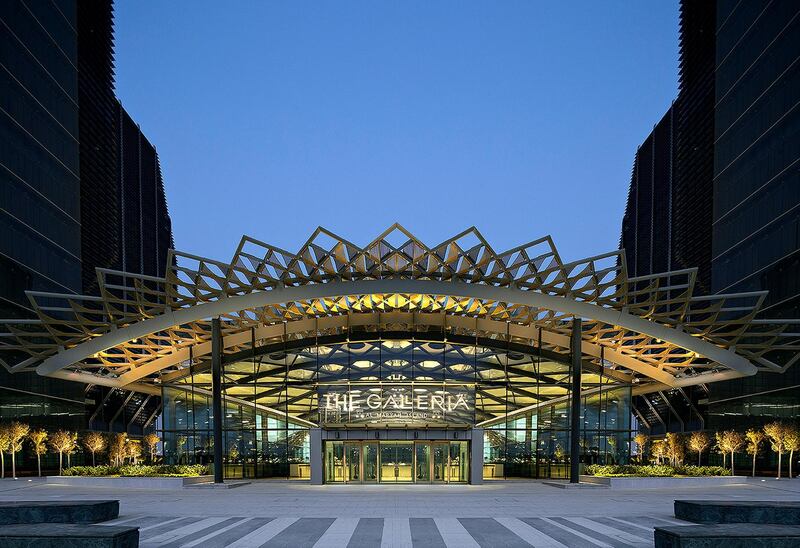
[415,443,430,482]
[325,441,344,483]
[450,441,468,483]
[324,439,468,484]
[345,443,361,483]
[432,442,448,483]
[380,443,398,483]
[396,443,413,482]
[363,443,378,483]
[380,442,413,483]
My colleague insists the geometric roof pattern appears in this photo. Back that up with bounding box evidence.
[1,224,798,395]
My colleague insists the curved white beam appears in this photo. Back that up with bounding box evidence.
[37,279,758,379]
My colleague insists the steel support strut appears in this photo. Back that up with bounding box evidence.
[212,317,224,483]
[569,317,582,483]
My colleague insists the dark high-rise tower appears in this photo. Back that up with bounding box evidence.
[621,0,800,436]
[0,1,82,317]
[0,0,173,436]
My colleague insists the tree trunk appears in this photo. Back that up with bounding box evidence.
[790,450,794,479]
[752,453,757,477]
[58,452,63,475]
[1,451,4,479]
[730,450,735,476]
[91,451,95,467]
[722,453,726,468]
[778,452,782,479]
[37,454,41,477]
[11,451,15,479]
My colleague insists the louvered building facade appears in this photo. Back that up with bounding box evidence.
[621,0,800,444]
[0,0,172,448]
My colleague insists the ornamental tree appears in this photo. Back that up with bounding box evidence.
[764,422,787,479]
[665,433,685,467]
[125,439,142,465]
[82,432,106,467]
[49,430,74,475]
[8,421,30,479]
[651,440,667,464]
[108,433,127,466]
[745,428,766,477]
[634,433,649,464]
[784,425,800,479]
[28,429,48,477]
[715,431,727,468]
[688,431,711,466]
[719,430,745,476]
[65,431,78,468]
[143,433,160,464]
[0,425,10,479]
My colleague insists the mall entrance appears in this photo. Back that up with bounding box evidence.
[323,440,469,484]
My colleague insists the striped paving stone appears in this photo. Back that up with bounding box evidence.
[260,517,336,547]
[409,518,446,547]
[458,517,531,547]
[104,514,681,547]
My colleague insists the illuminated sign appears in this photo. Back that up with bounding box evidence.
[319,386,474,425]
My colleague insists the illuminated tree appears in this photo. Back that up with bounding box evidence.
[125,438,142,465]
[82,432,106,467]
[0,425,10,479]
[651,440,667,464]
[8,421,30,479]
[177,436,187,464]
[108,433,127,467]
[665,433,685,466]
[784,425,800,479]
[745,428,766,477]
[634,433,649,464]
[143,433,160,463]
[764,422,787,479]
[688,431,711,466]
[28,429,48,477]
[49,430,75,475]
[715,431,727,468]
[65,431,78,468]
[606,436,618,464]
[718,430,745,476]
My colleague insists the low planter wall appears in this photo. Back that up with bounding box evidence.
[580,475,748,489]
[46,475,213,489]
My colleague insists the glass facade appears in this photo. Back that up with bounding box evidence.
[161,386,311,479]
[483,386,631,479]
[160,334,633,480]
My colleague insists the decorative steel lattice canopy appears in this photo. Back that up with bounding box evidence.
[2,224,798,398]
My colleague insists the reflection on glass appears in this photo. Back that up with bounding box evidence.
[451,441,468,482]
[433,443,448,482]
[381,444,397,483]
[415,444,430,481]
[325,441,344,483]
[346,443,360,482]
[396,443,413,482]
[363,443,378,482]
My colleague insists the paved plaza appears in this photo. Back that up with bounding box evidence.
[1,478,799,547]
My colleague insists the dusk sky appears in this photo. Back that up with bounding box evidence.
[114,1,679,263]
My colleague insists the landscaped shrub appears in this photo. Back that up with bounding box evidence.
[61,464,209,477]
[677,465,729,477]
[584,464,730,477]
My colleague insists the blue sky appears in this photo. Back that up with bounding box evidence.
[114,1,678,263]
